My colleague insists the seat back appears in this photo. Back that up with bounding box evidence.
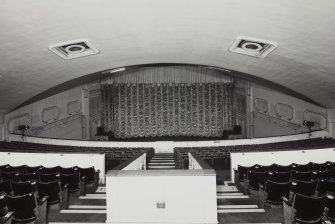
[60,172,80,192]
[11,181,36,195]
[293,193,326,222]
[247,170,268,190]
[39,172,60,182]
[268,171,291,183]
[4,193,37,222]
[26,166,43,173]
[60,167,77,174]
[77,167,95,183]
[291,171,313,181]
[265,180,291,205]
[273,164,292,172]
[237,165,255,181]
[292,163,313,172]
[291,180,317,196]
[317,179,335,196]
[18,172,38,182]
[0,180,12,195]
[40,166,61,174]
[36,180,61,205]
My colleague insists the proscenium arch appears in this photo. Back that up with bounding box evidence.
[13,63,323,111]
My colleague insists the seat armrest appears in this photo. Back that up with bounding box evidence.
[80,176,86,196]
[282,196,291,206]
[94,170,100,186]
[283,199,294,224]
[259,187,267,209]
[36,196,48,224]
[61,184,69,209]
[38,196,49,205]
[320,215,332,224]
[0,211,13,224]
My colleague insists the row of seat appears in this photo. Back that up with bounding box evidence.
[235,162,335,183]
[258,179,335,223]
[0,141,155,159]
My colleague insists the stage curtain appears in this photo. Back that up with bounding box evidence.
[101,66,234,138]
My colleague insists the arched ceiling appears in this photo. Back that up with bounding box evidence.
[1,0,335,112]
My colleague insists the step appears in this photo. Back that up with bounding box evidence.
[150,159,175,162]
[148,162,175,165]
[217,208,265,213]
[148,166,175,169]
[60,210,106,214]
[69,205,106,209]
[217,205,258,209]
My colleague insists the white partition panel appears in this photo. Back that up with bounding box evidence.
[0,152,105,183]
[230,148,335,182]
[106,170,218,224]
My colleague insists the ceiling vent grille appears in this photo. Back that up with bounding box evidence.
[49,39,99,59]
[229,36,278,58]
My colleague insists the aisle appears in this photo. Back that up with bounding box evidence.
[147,153,175,169]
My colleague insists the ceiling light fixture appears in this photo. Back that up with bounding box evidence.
[229,36,278,58]
[110,68,126,73]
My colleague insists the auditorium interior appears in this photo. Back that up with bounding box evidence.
[1,0,335,224]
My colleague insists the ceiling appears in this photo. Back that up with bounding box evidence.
[1,0,335,112]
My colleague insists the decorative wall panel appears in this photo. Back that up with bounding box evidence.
[7,113,32,133]
[254,98,268,114]
[67,100,81,115]
[275,103,293,120]
[303,110,327,130]
[42,106,60,123]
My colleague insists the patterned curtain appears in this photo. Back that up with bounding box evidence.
[101,82,234,139]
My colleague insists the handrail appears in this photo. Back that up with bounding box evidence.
[189,152,213,170]
[112,152,146,170]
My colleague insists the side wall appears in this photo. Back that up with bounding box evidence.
[4,85,86,140]
[249,84,327,138]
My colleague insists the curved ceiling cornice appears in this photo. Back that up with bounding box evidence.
[1,0,335,111]
[13,63,322,111]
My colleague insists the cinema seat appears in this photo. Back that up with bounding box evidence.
[290,180,317,196]
[259,180,291,208]
[11,181,37,196]
[0,193,13,224]
[36,180,68,220]
[76,166,100,194]
[283,193,328,224]
[39,173,60,182]
[245,170,268,194]
[4,192,48,224]
[60,172,84,205]
[0,180,12,195]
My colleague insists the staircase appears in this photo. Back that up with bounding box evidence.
[147,153,175,169]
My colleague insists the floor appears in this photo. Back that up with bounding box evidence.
[49,170,284,224]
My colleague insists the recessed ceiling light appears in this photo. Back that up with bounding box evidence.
[110,68,126,73]
[49,39,99,60]
[229,36,278,58]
